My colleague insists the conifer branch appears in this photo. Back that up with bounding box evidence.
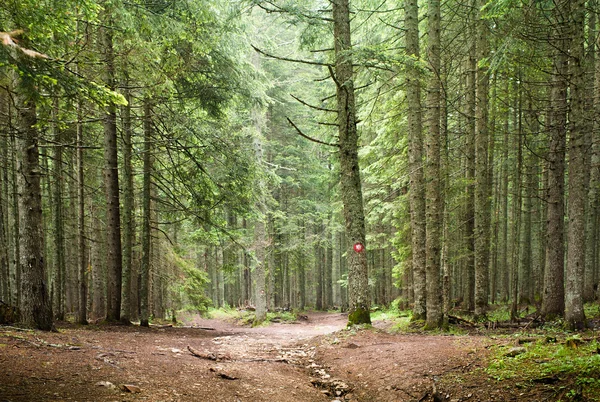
[251,45,332,67]
[290,94,337,113]
[286,117,338,148]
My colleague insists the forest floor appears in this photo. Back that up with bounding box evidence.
[0,311,597,401]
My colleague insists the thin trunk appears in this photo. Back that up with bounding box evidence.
[76,97,87,325]
[464,34,476,313]
[510,83,523,321]
[140,100,153,327]
[91,206,106,320]
[584,0,600,302]
[51,97,66,320]
[315,231,323,310]
[474,0,490,318]
[120,91,133,323]
[0,90,10,303]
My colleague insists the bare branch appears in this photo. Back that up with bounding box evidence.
[251,45,332,68]
[286,117,338,148]
[290,93,337,113]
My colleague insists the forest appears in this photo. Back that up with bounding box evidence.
[1,0,599,334]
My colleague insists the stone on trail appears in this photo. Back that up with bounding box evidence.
[95,381,116,389]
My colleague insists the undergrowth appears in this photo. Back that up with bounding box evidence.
[207,307,298,326]
[486,336,600,401]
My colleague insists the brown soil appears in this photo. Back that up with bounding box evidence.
[0,313,551,401]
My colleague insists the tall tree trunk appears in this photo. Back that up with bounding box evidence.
[541,0,569,319]
[584,0,600,303]
[424,0,443,329]
[499,83,510,302]
[102,24,122,322]
[565,0,587,330]
[140,100,153,327]
[405,0,427,321]
[474,0,490,318]
[76,98,87,325]
[9,111,21,308]
[464,34,476,313]
[51,96,66,321]
[510,82,523,321]
[0,90,10,303]
[120,91,133,323]
[15,73,53,330]
[251,101,267,323]
[333,0,370,325]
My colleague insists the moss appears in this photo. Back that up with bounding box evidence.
[348,307,372,325]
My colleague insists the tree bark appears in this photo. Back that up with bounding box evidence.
[140,99,153,327]
[102,24,122,322]
[15,73,53,330]
[474,0,490,319]
[120,90,134,323]
[584,0,600,303]
[464,33,476,313]
[76,97,87,325]
[541,0,569,320]
[332,0,370,325]
[405,0,427,321]
[565,0,587,330]
[424,0,443,329]
[51,96,66,321]
[0,90,10,304]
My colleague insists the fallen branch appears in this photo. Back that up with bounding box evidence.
[209,367,238,380]
[150,323,173,329]
[447,315,476,327]
[187,345,218,361]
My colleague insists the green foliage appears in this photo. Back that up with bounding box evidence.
[370,298,412,323]
[178,264,212,314]
[487,338,600,400]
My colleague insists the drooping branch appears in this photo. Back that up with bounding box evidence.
[251,45,332,68]
[254,1,334,22]
[290,94,337,113]
[286,117,338,147]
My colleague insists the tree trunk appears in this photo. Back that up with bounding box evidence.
[76,98,87,325]
[510,83,523,321]
[424,0,443,329]
[102,24,122,322]
[332,0,370,325]
[51,97,66,321]
[140,99,153,327]
[541,0,569,319]
[584,0,600,303]
[15,74,53,330]
[464,34,476,313]
[0,90,10,304]
[90,205,106,321]
[315,232,323,310]
[474,0,490,318]
[120,91,133,323]
[405,0,427,321]
[565,0,587,330]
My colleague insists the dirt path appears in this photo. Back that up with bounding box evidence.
[0,313,491,401]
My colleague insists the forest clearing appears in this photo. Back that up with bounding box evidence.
[2,309,600,401]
